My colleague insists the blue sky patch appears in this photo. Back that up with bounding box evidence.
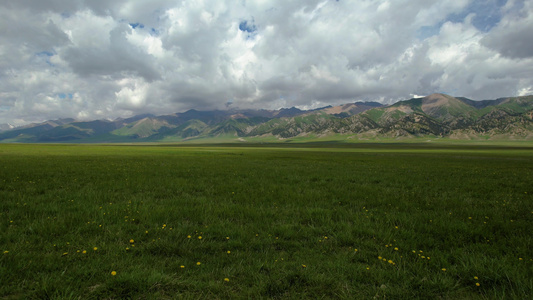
[416,25,441,40]
[36,51,54,57]
[130,23,145,29]
[58,93,73,100]
[34,51,55,67]
[239,19,257,40]
[448,0,507,32]
[239,20,257,33]
[417,0,507,40]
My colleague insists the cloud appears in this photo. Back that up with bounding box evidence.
[0,9,70,56]
[0,0,532,125]
[61,14,160,81]
[481,0,533,59]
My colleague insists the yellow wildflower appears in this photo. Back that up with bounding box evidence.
[111,271,117,276]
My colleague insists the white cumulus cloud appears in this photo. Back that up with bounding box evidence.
[0,0,532,125]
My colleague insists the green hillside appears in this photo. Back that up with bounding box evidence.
[1,94,533,143]
[112,118,174,138]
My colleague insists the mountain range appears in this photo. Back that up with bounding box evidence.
[1,93,533,143]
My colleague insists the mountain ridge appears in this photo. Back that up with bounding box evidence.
[1,94,533,142]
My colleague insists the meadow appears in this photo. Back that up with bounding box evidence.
[0,143,532,299]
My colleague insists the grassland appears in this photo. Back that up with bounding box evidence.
[1,143,532,299]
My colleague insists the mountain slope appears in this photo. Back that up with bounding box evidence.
[112,117,174,138]
[0,123,15,132]
[1,94,532,142]
[0,119,74,142]
[353,94,533,137]
[319,102,382,117]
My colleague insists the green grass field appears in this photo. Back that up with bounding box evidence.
[1,143,532,299]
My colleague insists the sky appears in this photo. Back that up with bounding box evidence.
[1,0,532,125]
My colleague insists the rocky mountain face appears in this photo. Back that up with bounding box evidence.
[1,94,532,142]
